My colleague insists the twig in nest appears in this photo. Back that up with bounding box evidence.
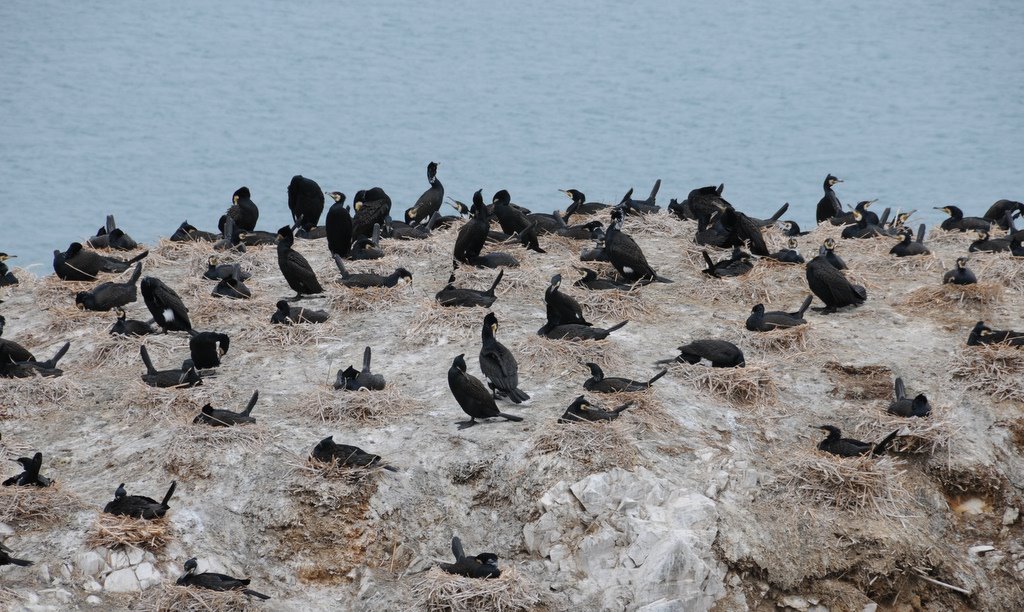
[87,512,172,552]
[130,583,263,612]
[0,485,82,527]
[308,386,423,425]
[670,361,778,407]
[411,566,540,612]
[532,421,640,472]
[950,345,1024,402]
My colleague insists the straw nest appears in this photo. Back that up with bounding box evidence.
[822,362,893,401]
[623,212,690,240]
[855,409,961,457]
[973,255,1024,294]
[669,361,778,408]
[742,325,812,353]
[0,485,82,527]
[130,584,263,612]
[509,335,627,381]
[283,446,392,491]
[0,375,83,418]
[667,245,795,306]
[769,449,913,515]
[87,512,172,551]
[532,421,640,473]
[113,381,215,420]
[328,285,408,313]
[594,390,678,435]
[235,313,341,348]
[950,344,1024,402]
[308,386,424,425]
[81,332,179,369]
[404,300,488,346]
[899,282,1003,310]
[164,421,271,479]
[411,566,540,612]
[575,285,663,321]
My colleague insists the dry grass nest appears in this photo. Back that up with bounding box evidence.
[950,344,1024,402]
[532,420,639,472]
[669,361,778,408]
[575,285,663,321]
[81,331,179,369]
[235,312,342,348]
[411,565,540,612]
[822,362,893,401]
[510,335,627,380]
[0,374,84,419]
[741,324,812,353]
[404,299,488,346]
[308,385,424,425]
[622,212,691,239]
[666,251,800,307]
[855,409,962,457]
[900,282,1003,310]
[282,446,393,489]
[164,420,272,479]
[598,390,678,435]
[328,284,409,313]
[973,254,1024,294]
[113,381,216,419]
[0,484,82,527]
[87,512,172,552]
[131,583,264,612]
[769,448,914,516]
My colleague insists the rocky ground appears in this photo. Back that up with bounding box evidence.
[1,212,1022,611]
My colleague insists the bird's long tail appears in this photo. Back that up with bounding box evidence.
[613,401,635,414]
[873,429,900,455]
[485,269,504,296]
[126,250,149,265]
[126,262,143,286]
[605,321,628,334]
[362,346,372,372]
[39,342,70,369]
[647,369,667,386]
[894,377,905,401]
[140,345,158,375]
[647,179,661,202]
[242,589,271,600]
[333,254,349,278]
[916,223,927,244]
[796,294,813,318]
[498,411,524,422]
[506,387,530,403]
[768,202,789,222]
[242,391,259,416]
[162,481,177,506]
[6,556,32,567]
[702,251,716,273]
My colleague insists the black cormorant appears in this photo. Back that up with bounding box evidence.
[188,331,229,369]
[287,175,325,228]
[352,187,392,240]
[447,354,524,429]
[194,391,259,426]
[0,316,36,364]
[0,342,70,378]
[435,263,503,307]
[479,312,529,403]
[806,254,866,313]
[686,184,730,220]
[203,256,251,281]
[438,536,501,579]
[573,266,632,291]
[334,255,412,288]
[0,253,17,286]
[176,557,270,599]
[325,191,353,258]
[745,295,812,332]
[0,543,33,568]
[720,206,769,255]
[492,190,545,253]
[2,452,52,487]
[983,199,1024,230]
[558,395,633,423]
[560,189,609,219]
[935,205,990,232]
[310,435,397,471]
[814,425,899,457]
[139,345,202,388]
[170,221,219,242]
[109,308,157,336]
[225,186,259,232]
[544,274,590,329]
[53,242,148,281]
[767,238,805,264]
[103,481,177,519]
[276,225,323,299]
[75,262,142,311]
[967,321,1024,347]
[889,224,930,257]
[702,247,753,278]
[887,377,931,417]
[454,190,491,263]
[350,223,385,260]
[968,230,1011,253]
[539,320,627,340]
[819,238,847,270]
[657,339,745,368]
[619,179,661,214]
[141,276,191,332]
[334,346,386,391]
[815,175,843,224]
[583,362,666,393]
[271,300,329,324]
[778,220,810,237]
[211,271,252,299]
[605,209,671,283]
[943,257,977,285]
[406,162,444,226]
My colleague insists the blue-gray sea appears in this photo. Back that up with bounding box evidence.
[2,0,1021,267]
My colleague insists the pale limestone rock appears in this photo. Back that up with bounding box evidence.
[103,567,140,592]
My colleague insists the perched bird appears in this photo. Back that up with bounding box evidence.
[544,274,590,328]
[605,209,671,283]
[983,199,1024,229]
[745,295,812,332]
[270,300,328,324]
[814,425,899,457]
[53,242,148,281]
[436,263,504,308]
[141,277,191,332]
[447,354,524,429]
[492,190,544,253]
[479,312,529,403]
[226,186,259,232]
[334,346,386,391]
[967,321,1024,347]
[211,271,252,299]
[560,189,610,218]
[619,179,661,214]
[819,238,847,270]
[334,255,412,289]
[943,257,977,285]
[310,435,397,471]
[686,184,730,221]
[406,161,444,226]
[87,216,139,250]
[539,320,628,341]
[815,174,843,223]
[558,395,633,423]
[454,191,491,263]
[719,206,769,256]
[0,543,33,568]
[2,452,52,487]
[75,262,142,311]
[0,342,70,378]
[325,191,353,258]
[702,247,753,278]
[935,205,990,232]
[766,238,805,264]
[887,377,931,417]
[969,230,1011,253]
[583,362,666,393]
[0,252,19,286]
[287,175,325,228]
[188,331,230,369]
[193,391,259,426]
[657,339,746,368]
[103,481,177,519]
[139,345,202,388]
[203,256,251,281]
[350,222,385,260]
[176,557,270,600]
[352,187,393,241]
[276,225,323,299]
[438,536,501,579]
[573,266,632,291]
[0,315,36,364]
[170,221,218,243]
[889,224,930,257]
[806,254,866,313]
[778,220,810,237]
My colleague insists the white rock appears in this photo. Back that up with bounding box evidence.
[969,545,995,555]
[86,596,102,605]
[861,603,879,612]
[54,588,73,603]
[780,595,810,610]
[103,567,141,592]
[637,598,684,612]
[83,580,103,593]
[134,562,162,589]
[1003,507,1019,526]
[75,551,108,577]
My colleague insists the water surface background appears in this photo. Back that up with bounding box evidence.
[2,0,1022,267]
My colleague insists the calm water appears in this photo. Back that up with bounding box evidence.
[2,1,1022,267]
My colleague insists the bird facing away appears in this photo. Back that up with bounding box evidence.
[75,261,142,311]
[479,312,529,403]
[657,339,746,368]
[447,354,524,429]
[310,435,397,471]
[887,377,931,417]
[188,331,230,369]
[141,276,192,332]
[270,300,329,324]
[438,536,501,579]
[139,345,202,388]
[194,391,259,426]
[103,481,177,519]
[176,557,270,599]
[2,452,52,487]
[583,363,666,393]
[814,425,899,457]
[334,346,386,391]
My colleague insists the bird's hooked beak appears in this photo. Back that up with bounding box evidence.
[558,189,571,198]
[218,347,227,357]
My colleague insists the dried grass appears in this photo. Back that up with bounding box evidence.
[974,255,1024,294]
[131,583,263,612]
[575,285,663,321]
[404,299,488,346]
[308,386,424,425]
[282,447,389,489]
[87,512,172,551]
[81,332,179,369]
[669,361,778,407]
[236,315,341,348]
[0,485,82,527]
[770,449,913,515]
[900,282,1003,309]
[743,325,811,352]
[855,410,961,457]
[328,285,407,313]
[112,381,215,419]
[622,212,690,240]
[822,362,893,401]
[950,344,1024,402]
[532,421,639,472]
[0,375,84,418]
[411,566,540,612]
[510,335,627,380]
[164,421,272,479]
